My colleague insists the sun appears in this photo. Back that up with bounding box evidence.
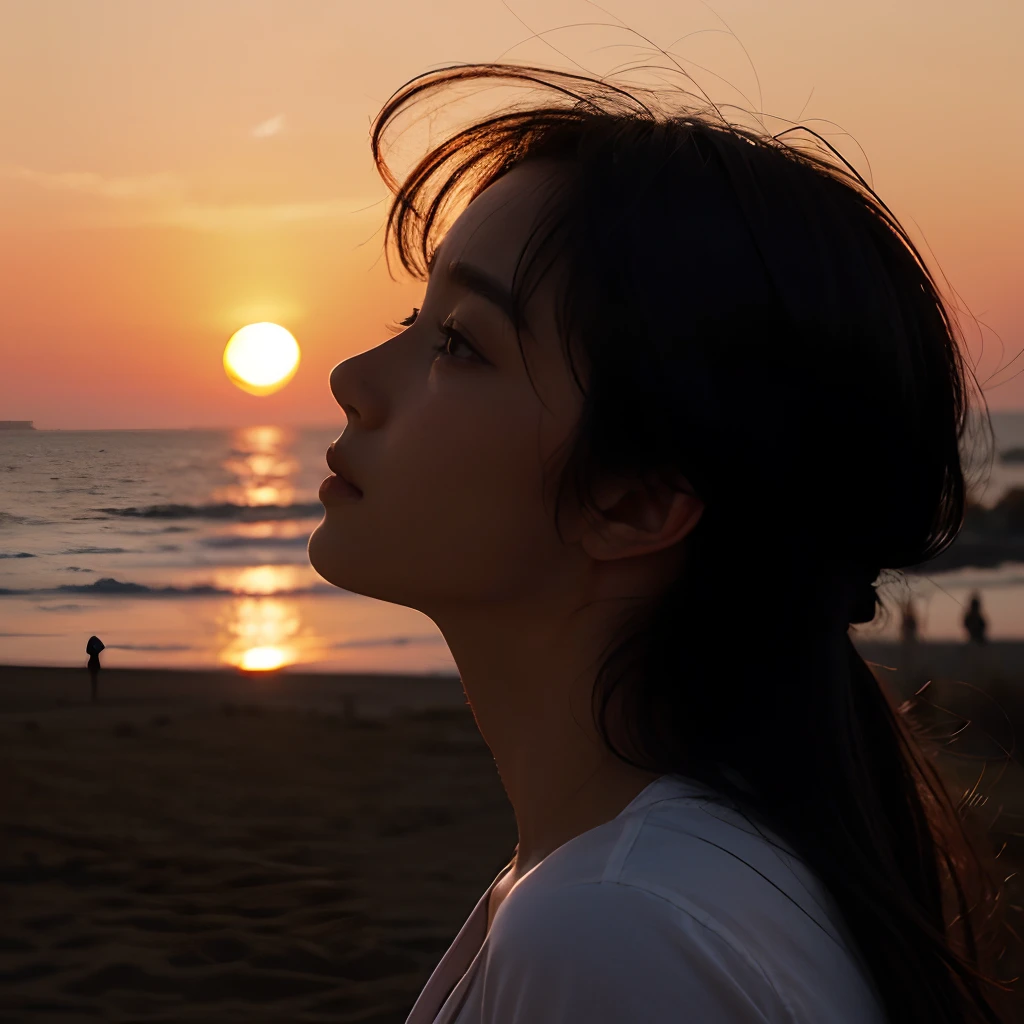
[224,323,300,396]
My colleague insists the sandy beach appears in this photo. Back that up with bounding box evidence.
[2,650,1022,1021]
[1,667,516,1023]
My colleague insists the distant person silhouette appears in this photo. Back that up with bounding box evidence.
[86,635,105,701]
[897,597,921,700]
[900,598,918,645]
[963,592,987,645]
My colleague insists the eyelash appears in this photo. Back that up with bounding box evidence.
[388,307,479,363]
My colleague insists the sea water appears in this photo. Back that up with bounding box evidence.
[1,416,1023,671]
[0,425,454,673]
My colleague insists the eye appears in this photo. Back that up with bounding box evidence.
[387,307,482,363]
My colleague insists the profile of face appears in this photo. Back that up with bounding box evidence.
[308,159,702,631]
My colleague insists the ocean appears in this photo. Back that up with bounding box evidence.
[2,415,1024,672]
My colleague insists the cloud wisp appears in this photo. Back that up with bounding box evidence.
[1,163,182,199]
[251,114,286,138]
[2,161,386,231]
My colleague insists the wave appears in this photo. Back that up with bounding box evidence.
[62,546,133,555]
[0,551,35,558]
[61,544,180,555]
[332,635,447,649]
[62,578,155,593]
[91,502,323,522]
[121,526,194,535]
[0,576,333,598]
[200,535,310,549]
[108,643,192,651]
[0,512,48,526]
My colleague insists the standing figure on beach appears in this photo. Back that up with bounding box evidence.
[900,597,918,645]
[308,66,1014,1024]
[963,591,988,644]
[897,597,920,697]
[86,635,104,702]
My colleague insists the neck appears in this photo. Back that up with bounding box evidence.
[440,605,661,874]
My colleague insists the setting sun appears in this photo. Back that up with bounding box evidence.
[223,323,300,396]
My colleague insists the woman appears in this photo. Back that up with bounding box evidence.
[308,63,1015,1022]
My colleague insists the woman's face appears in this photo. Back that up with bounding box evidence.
[308,160,589,620]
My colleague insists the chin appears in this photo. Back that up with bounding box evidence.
[307,520,427,615]
[307,517,379,597]
[307,519,344,587]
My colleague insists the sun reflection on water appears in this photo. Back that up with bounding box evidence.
[210,425,327,672]
[239,646,289,672]
[226,520,310,541]
[215,425,299,508]
[219,596,301,672]
[214,564,307,596]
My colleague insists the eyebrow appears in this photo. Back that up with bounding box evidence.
[427,249,523,331]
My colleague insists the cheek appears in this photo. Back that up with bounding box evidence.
[308,409,562,603]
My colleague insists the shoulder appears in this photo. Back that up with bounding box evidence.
[491,876,774,973]
[479,794,887,1024]
[481,880,793,1023]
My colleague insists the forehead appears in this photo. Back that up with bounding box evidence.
[437,160,584,414]
[433,160,568,297]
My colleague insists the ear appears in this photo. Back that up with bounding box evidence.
[580,473,705,563]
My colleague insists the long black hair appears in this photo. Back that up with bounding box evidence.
[368,61,1018,1021]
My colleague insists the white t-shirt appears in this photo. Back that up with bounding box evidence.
[405,772,888,1023]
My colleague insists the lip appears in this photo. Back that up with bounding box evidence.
[325,445,363,494]
[319,473,363,504]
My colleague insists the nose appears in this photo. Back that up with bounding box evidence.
[329,360,347,408]
[328,337,393,424]
[331,356,364,423]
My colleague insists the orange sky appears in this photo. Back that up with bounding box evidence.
[1,0,1021,428]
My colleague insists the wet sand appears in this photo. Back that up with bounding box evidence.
[1,655,1022,1021]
